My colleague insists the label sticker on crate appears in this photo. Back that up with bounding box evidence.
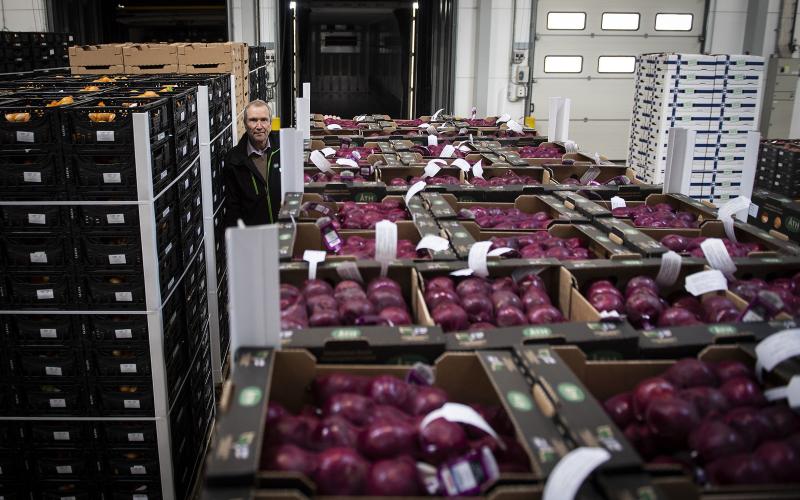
[53,431,70,441]
[115,328,132,339]
[49,398,66,408]
[96,131,115,142]
[130,465,146,475]
[157,132,166,142]
[103,172,122,184]
[28,213,46,225]
[40,328,57,339]
[108,254,127,265]
[192,136,197,146]
[123,399,141,409]
[55,465,73,474]
[182,145,188,156]
[160,170,168,181]
[191,103,196,113]
[45,366,62,376]
[37,289,54,300]
[184,178,190,190]
[115,292,133,302]
[128,432,145,442]
[107,213,125,224]
[16,131,34,143]
[180,111,186,122]
[23,171,42,183]
[120,363,137,374]
[30,251,48,263]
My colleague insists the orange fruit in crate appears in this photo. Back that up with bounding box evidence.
[93,76,115,83]
[82,85,101,92]
[5,112,31,122]
[46,96,74,107]
[136,91,159,98]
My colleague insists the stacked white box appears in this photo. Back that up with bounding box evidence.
[627,53,764,203]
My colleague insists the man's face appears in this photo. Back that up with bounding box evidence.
[246,104,271,145]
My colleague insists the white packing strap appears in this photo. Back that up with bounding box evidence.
[418,123,430,129]
[700,238,737,277]
[472,159,484,179]
[375,220,398,277]
[457,145,471,152]
[336,261,364,283]
[303,250,326,280]
[405,180,427,205]
[422,159,447,179]
[488,247,514,257]
[354,115,366,122]
[755,329,800,382]
[542,448,611,500]
[599,310,621,320]
[421,402,502,445]
[451,158,471,172]
[684,269,728,296]
[506,119,523,134]
[439,145,456,158]
[655,251,682,287]
[427,134,439,147]
[335,158,359,168]
[497,113,511,124]
[563,140,578,153]
[320,147,336,157]
[327,123,342,130]
[467,241,492,278]
[450,268,474,277]
[310,150,334,173]
[610,196,626,209]
[764,376,800,409]
[416,235,451,253]
[469,133,474,144]
[471,107,477,120]
[718,196,751,242]
[352,151,361,160]
[431,108,445,121]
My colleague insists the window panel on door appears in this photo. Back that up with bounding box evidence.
[598,56,637,73]
[546,12,586,30]
[544,56,583,73]
[601,13,640,31]
[655,13,694,31]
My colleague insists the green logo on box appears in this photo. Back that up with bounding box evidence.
[332,328,362,339]
[238,387,262,407]
[709,325,737,336]
[506,390,533,412]
[557,383,585,403]
[356,193,377,202]
[786,217,800,234]
[523,327,552,338]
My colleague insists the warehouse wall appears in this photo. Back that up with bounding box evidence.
[705,0,783,56]
[0,0,47,31]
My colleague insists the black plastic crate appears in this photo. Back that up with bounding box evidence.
[28,422,93,448]
[0,451,28,479]
[86,315,148,344]
[4,314,77,345]
[72,204,140,232]
[95,382,154,416]
[0,384,16,416]
[0,98,64,147]
[165,340,188,401]
[105,480,163,500]
[1,272,76,307]
[13,346,85,380]
[32,450,97,480]
[179,222,202,268]
[0,204,69,231]
[104,449,159,478]
[37,480,97,500]
[77,232,143,268]
[20,382,88,416]
[101,421,157,448]
[158,240,181,296]
[2,233,71,268]
[0,422,21,449]
[63,96,171,148]
[174,121,199,169]
[83,272,146,308]
[0,148,64,195]
[92,345,151,377]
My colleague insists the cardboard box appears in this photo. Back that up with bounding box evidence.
[176,42,245,65]
[543,165,647,187]
[594,193,719,225]
[278,193,426,222]
[591,218,668,258]
[122,43,178,67]
[68,44,126,68]
[426,193,589,226]
[375,165,464,187]
[748,188,794,235]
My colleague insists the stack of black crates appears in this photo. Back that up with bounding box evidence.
[248,45,268,102]
[755,139,800,197]
[1,32,73,74]
[0,72,229,499]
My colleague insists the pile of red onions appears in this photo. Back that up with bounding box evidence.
[336,200,409,229]
[603,358,800,485]
[388,175,461,186]
[465,118,497,127]
[612,203,700,228]
[517,145,562,159]
[489,233,591,259]
[306,172,368,183]
[458,206,552,229]
[730,273,800,316]
[660,235,763,257]
[336,236,424,260]
[560,176,631,187]
[423,274,565,332]
[334,147,376,160]
[395,119,424,127]
[470,169,541,187]
[324,118,359,128]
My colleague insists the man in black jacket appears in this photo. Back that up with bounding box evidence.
[223,99,281,227]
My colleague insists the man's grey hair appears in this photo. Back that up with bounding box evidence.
[244,99,272,121]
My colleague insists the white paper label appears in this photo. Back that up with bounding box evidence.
[418,123,430,129]
[421,402,501,443]
[45,366,62,376]
[375,220,398,276]
[40,328,57,339]
[103,172,122,184]
[56,466,72,474]
[108,254,127,265]
[405,180,427,205]
[120,363,137,374]
[431,108,445,121]
[96,130,115,142]
[416,235,450,252]
[451,158,471,172]
[115,329,132,339]
[303,250,327,280]
[53,431,70,441]
[543,447,611,500]
[128,432,145,442]
[655,251,682,287]
[132,496,148,500]
[755,329,800,380]
[124,399,141,409]
[472,160,484,179]
[764,376,800,409]
[684,269,728,296]
[335,158,359,168]
[310,150,334,173]
[700,238,737,276]
[497,114,511,124]
[191,104,196,113]
[30,251,47,263]
[718,196,751,241]
[468,241,492,278]
[37,289,54,300]
[427,134,438,147]
[28,213,46,225]
[16,131,34,143]
[180,111,185,121]
[506,120,523,133]
[23,171,41,183]
[352,151,361,160]
[321,147,336,157]
[107,213,125,224]
[439,145,456,158]
[326,124,342,130]
[115,292,133,302]
[355,115,366,122]
[423,159,446,178]
[130,465,146,475]
[335,261,364,283]
[49,398,66,408]
[182,145,188,156]
[748,203,759,219]
[610,196,626,209]
[488,247,514,257]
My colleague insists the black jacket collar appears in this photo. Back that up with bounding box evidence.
[231,134,272,186]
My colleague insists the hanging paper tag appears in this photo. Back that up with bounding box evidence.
[497,114,511,124]
[472,160,484,179]
[457,145,470,153]
[488,247,513,257]
[310,150,334,173]
[16,131,34,143]
[23,171,41,183]
[303,250,327,280]
[355,115,366,122]
[336,261,364,283]
[764,376,800,409]
[685,269,728,296]
[428,135,439,147]
[327,124,342,130]
[542,447,611,500]
[423,159,446,178]
[610,196,626,210]
[506,120,523,134]
[450,268,474,277]
[321,147,336,157]
[416,235,450,252]
[432,108,445,121]
[451,158,471,172]
[352,151,361,160]
[563,140,578,153]
[471,107,477,120]
[755,329,800,382]
[336,158,358,168]
[421,402,501,443]
[375,220,398,276]
[468,241,492,278]
[30,251,47,264]
[655,251,682,287]
[439,145,456,158]
[405,181,427,205]
[418,123,430,129]
[426,125,438,135]
[718,196,751,241]
[579,167,601,184]
[700,238,737,276]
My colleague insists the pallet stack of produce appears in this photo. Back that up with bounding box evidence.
[1,31,73,74]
